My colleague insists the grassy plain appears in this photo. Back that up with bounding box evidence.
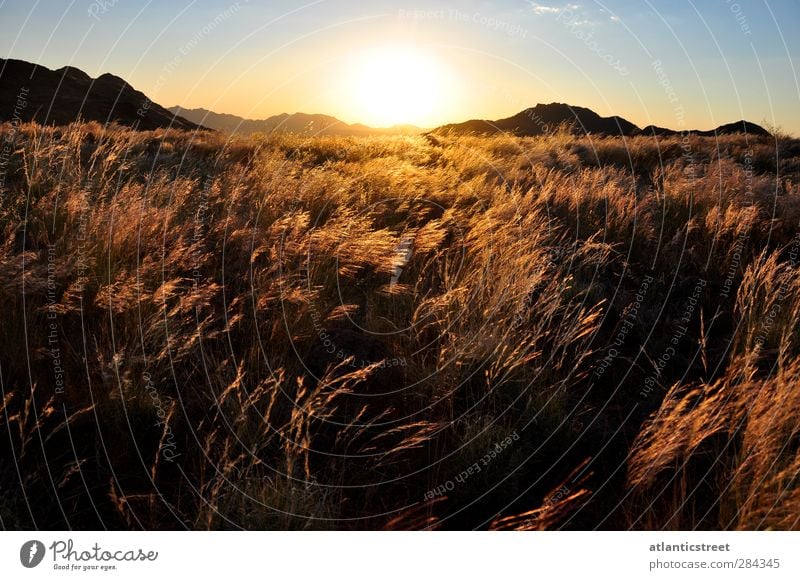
[1,121,798,529]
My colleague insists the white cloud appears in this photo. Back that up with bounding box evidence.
[527,2,619,25]
[527,2,580,16]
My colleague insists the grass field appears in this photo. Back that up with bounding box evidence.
[1,121,799,529]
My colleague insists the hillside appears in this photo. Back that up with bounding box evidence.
[0,59,201,131]
[435,102,771,138]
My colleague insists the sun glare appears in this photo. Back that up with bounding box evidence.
[348,46,448,128]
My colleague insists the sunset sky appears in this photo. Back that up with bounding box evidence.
[1,0,798,132]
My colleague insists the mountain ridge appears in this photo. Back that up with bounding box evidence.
[0,58,201,131]
[168,105,425,136]
[432,102,771,138]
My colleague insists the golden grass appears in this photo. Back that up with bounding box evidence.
[0,121,798,529]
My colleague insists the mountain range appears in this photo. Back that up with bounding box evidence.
[432,102,770,138]
[168,106,423,136]
[0,59,771,138]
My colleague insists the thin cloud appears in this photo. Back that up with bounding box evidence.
[599,7,622,22]
[527,2,580,16]
[528,2,619,27]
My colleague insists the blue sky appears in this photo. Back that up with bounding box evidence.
[1,0,798,132]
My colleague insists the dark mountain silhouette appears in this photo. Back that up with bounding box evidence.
[169,106,424,136]
[641,120,771,137]
[434,103,639,137]
[708,120,771,136]
[640,120,771,137]
[434,102,771,138]
[0,59,201,131]
[639,124,679,137]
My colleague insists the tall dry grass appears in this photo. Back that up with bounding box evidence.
[0,121,798,529]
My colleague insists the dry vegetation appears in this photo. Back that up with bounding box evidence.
[1,121,799,529]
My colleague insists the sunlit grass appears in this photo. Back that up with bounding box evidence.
[0,121,798,529]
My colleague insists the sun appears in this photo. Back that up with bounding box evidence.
[347,45,449,128]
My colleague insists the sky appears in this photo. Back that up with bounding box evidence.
[1,0,798,132]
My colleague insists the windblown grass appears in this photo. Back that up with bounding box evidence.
[0,121,798,529]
